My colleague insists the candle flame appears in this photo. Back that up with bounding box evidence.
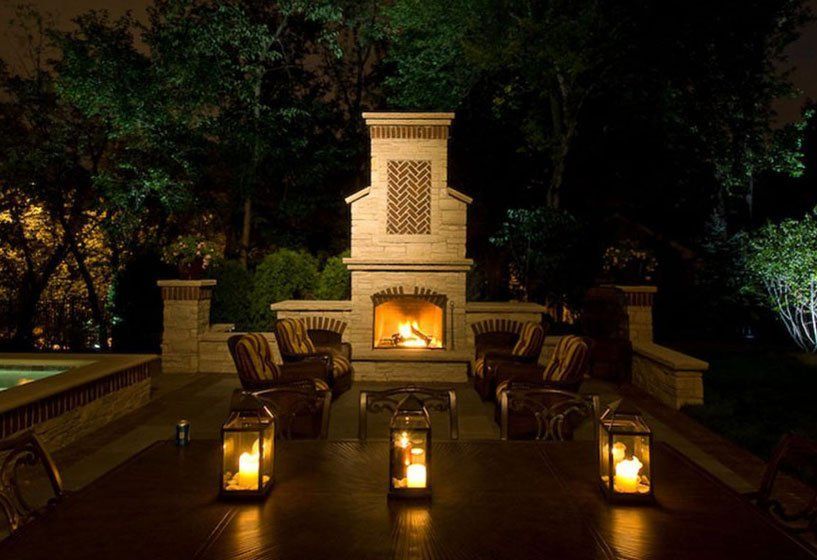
[615,456,643,478]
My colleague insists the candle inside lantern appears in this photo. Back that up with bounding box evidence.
[238,439,260,489]
[614,456,642,493]
[612,442,626,465]
[406,464,427,488]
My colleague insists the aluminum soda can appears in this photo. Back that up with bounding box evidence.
[176,420,190,446]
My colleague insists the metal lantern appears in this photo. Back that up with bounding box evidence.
[598,399,654,503]
[388,395,431,499]
[220,391,274,499]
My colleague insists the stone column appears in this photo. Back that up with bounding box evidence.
[616,285,657,343]
[157,279,216,373]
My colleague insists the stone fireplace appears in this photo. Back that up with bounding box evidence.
[271,112,546,381]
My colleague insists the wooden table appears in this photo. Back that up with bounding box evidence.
[3,440,814,560]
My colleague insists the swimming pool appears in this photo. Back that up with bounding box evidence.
[0,367,67,390]
[0,354,158,450]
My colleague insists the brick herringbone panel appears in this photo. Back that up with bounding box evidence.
[387,160,431,234]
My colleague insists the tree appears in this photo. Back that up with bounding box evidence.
[0,6,113,348]
[143,0,342,264]
[489,207,593,312]
[386,0,630,207]
[746,209,817,352]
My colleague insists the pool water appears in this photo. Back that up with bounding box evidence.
[0,368,66,390]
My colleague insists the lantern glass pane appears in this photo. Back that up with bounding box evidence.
[222,429,265,491]
[261,428,274,485]
[391,428,429,490]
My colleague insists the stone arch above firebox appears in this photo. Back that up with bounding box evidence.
[370,286,448,308]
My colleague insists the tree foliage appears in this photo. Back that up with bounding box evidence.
[747,210,817,351]
[489,207,593,309]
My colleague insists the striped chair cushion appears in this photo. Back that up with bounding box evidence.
[233,333,280,383]
[542,336,589,382]
[276,318,317,355]
[329,350,352,379]
[511,322,545,358]
[473,357,485,378]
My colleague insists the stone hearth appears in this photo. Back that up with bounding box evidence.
[272,112,545,381]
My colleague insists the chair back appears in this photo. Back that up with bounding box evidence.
[471,319,525,357]
[358,386,458,440]
[511,322,546,358]
[275,318,317,356]
[0,430,64,534]
[752,433,817,539]
[542,335,590,384]
[228,333,281,390]
[300,316,347,346]
[499,386,599,441]
[253,386,332,440]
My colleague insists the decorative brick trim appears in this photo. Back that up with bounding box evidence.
[301,316,348,336]
[371,286,447,309]
[0,362,153,439]
[624,291,654,307]
[387,160,432,235]
[470,318,525,336]
[160,285,214,301]
[369,125,449,139]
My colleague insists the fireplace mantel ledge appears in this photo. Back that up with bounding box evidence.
[465,301,548,313]
[270,300,352,312]
[343,258,473,272]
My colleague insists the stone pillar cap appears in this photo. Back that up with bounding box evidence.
[362,112,454,126]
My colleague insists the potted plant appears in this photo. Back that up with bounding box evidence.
[164,236,218,280]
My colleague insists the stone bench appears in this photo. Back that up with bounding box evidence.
[632,342,708,410]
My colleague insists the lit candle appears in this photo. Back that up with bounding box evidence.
[612,442,626,465]
[406,464,427,488]
[238,439,261,489]
[614,456,642,493]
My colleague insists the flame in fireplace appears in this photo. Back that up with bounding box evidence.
[374,298,444,349]
[397,321,438,348]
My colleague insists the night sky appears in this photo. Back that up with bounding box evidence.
[1,0,816,123]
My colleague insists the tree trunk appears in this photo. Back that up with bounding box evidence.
[240,196,252,267]
[10,243,69,350]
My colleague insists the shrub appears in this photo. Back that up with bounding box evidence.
[250,249,319,329]
[315,252,350,300]
[747,209,817,352]
[489,207,594,309]
[209,259,254,330]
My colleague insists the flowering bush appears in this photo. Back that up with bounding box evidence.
[747,210,817,352]
[602,240,657,284]
[163,236,218,278]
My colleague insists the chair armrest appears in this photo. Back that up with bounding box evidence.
[493,362,545,385]
[279,360,331,383]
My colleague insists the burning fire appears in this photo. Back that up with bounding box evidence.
[397,321,436,348]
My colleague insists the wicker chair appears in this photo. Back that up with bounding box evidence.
[494,335,591,399]
[744,433,817,543]
[472,320,547,401]
[228,333,330,392]
[0,430,64,534]
[497,386,599,441]
[274,318,353,397]
[358,386,458,440]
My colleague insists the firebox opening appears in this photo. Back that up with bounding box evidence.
[373,297,445,349]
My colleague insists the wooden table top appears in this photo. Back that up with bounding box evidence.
[3,440,814,560]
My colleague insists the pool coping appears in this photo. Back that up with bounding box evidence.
[0,353,159,416]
